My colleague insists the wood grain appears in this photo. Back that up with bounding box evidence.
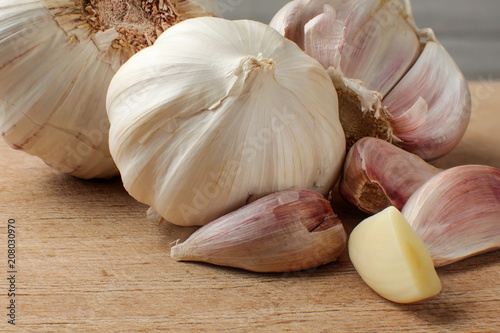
[1,82,499,332]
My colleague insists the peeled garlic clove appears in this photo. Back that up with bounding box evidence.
[0,0,215,178]
[171,189,347,273]
[107,17,346,226]
[383,39,471,160]
[349,206,442,303]
[402,165,500,267]
[340,137,441,214]
[270,0,471,159]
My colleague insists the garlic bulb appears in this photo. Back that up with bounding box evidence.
[172,189,347,273]
[270,0,471,160]
[0,0,215,179]
[107,17,346,226]
[402,165,500,267]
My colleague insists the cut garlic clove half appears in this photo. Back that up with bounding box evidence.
[402,165,500,267]
[340,137,441,214]
[107,17,346,226]
[0,0,215,178]
[349,206,442,303]
[171,190,347,273]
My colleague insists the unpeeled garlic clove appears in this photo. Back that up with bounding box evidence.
[383,38,471,160]
[348,206,442,304]
[402,165,500,267]
[171,189,347,273]
[271,0,420,96]
[340,137,441,215]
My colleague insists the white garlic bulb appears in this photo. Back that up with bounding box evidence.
[270,0,471,160]
[0,0,215,179]
[107,17,346,226]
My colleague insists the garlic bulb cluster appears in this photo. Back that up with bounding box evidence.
[107,17,346,226]
[270,0,471,160]
[172,189,347,273]
[0,0,215,178]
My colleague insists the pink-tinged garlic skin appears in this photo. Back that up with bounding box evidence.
[270,0,471,160]
[340,137,441,214]
[402,165,500,267]
[270,0,420,96]
[383,41,472,160]
[171,189,347,273]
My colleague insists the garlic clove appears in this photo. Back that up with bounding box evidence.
[0,0,215,179]
[340,137,441,215]
[303,4,345,70]
[335,0,421,97]
[107,17,346,226]
[383,39,472,160]
[348,206,442,303]
[271,0,421,95]
[171,189,347,273]
[402,165,500,267]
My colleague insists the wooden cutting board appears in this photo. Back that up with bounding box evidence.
[1,82,499,332]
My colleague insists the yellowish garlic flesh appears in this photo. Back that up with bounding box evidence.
[402,165,500,267]
[270,0,471,160]
[348,206,442,303]
[171,190,347,273]
[0,0,215,178]
[106,17,346,226]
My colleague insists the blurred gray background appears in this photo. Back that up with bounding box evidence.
[214,0,500,80]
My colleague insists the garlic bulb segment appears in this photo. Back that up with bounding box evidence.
[402,165,500,267]
[383,40,471,160]
[348,206,442,303]
[171,190,347,273]
[340,137,441,215]
[0,0,215,179]
[270,0,471,159]
[107,17,346,226]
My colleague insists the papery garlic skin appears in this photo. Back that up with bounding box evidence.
[107,17,346,226]
[348,206,442,303]
[0,0,215,178]
[270,0,471,160]
[402,165,500,267]
[383,39,471,159]
[171,190,347,273]
[340,137,441,214]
